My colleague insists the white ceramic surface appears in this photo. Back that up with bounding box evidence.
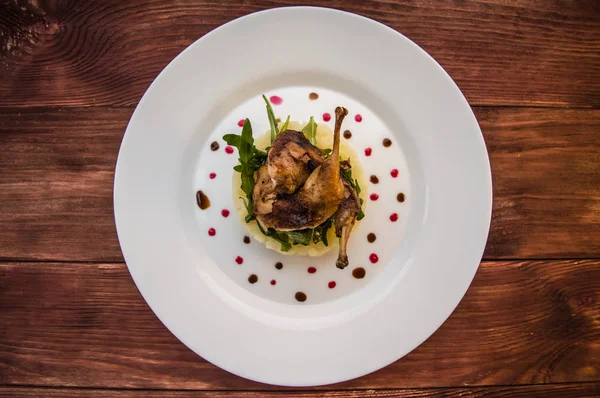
[114,7,492,386]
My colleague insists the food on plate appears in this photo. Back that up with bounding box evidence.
[224,96,365,269]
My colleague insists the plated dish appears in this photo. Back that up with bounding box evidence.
[114,7,492,386]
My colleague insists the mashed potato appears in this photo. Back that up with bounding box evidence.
[232,121,367,256]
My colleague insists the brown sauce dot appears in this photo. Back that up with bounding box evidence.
[295,292,307,302]
[309,92,319,100]
[352,267,366,279]
[276,117,281,123]
[383,138,392,147]
[248,274,258,284]
[369,175,379,184]
[367,233,376,243]
[275,262,283,270]
[243,236,250,244]
[196,190,210,210]
[397,193,406,203]
[343,129,352,139]
[210,141,220,151]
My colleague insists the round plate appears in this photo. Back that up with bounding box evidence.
[114,7,492,386]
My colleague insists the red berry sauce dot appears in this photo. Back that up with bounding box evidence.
[364,147,372,157]
[269,95,283,105]
[355,114,363,122]
[209,172,216,179]
[235,256,243,265]
[237,119,245,127]
[391,169,399,178]
[322,113,331,122]
[390,213,399,222]
[308,266,317,274]
[221,209,230,218]
[370,193,379,201]
[270,279,277,286]
[369,253,379,264]
[225,146,234,154]
[208,228,216,236]
[328,281,337,289]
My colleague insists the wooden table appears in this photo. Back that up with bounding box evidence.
[1,1,599,397]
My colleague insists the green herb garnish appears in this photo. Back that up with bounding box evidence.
[341,167,365,220]
[302,116,318,146]
[223,119,267,218]
[280,115,290,132]
[263,95,279,143]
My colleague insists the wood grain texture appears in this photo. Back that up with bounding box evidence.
[1,0,599,108]
[1,260,598,389]
[2,383,600,397]
[1,107,598,262]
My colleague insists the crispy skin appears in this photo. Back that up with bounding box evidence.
[254,107,359,268]
[267,130,323,194]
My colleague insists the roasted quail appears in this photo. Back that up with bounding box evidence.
[253,106,361,269]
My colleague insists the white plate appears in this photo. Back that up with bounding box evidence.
[114,7,492,386]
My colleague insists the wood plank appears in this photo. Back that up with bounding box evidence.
[1,107,598,261]
[1,260,598,389]
[0,0,598,108]
[1,383,600,397]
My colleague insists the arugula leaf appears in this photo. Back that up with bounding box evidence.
[341,168,366,221]
[321,148,332,158]
[312,217,333,246]
[222,119,267,220]
[287,229,313,246]
[302,116,318,145]
[256,221,292,252]
[222,134,241,148]
[280,115,290,132]
[263,95,279,143]
[357,198,365,221]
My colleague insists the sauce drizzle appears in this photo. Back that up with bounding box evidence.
[343,130,352,139]
[196,190,210,210]
[248,274,258,284]
[210,141,220,151]
[367,233,376,243]
[269,95,283,105]
[309,92,319,100]
[295,292,307,302]
[352,267,366,279]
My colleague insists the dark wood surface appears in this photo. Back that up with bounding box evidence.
[1,0,599,397]
[2,260,599,390]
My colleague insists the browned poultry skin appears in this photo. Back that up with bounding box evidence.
[334,179,361,269]
[267,130,323,194]
[254,107,349,231]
